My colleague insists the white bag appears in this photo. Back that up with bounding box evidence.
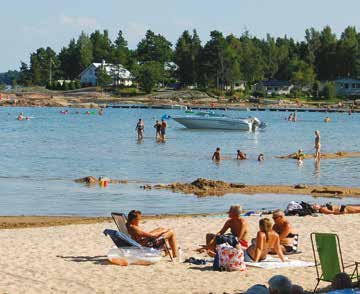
[107,246,162,266]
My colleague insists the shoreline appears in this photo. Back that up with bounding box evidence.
[1,90,359,112]
[0,213,224,230]
[154,178,360,197]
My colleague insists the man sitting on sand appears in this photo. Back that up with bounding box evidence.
[312,204,360,214]
[237,150,247,160]
[271,210,297,254]
[244,218,286,262]
[126,210,178,257]
[205,205,250,257]
[212,147,221,161]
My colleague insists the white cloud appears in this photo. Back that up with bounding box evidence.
[59,14,98,28]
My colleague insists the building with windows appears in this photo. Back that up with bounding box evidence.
[254,80,294,95]
[79,62,133,87]
[334,78,360,97]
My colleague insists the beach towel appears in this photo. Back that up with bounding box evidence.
[245,255,314,269]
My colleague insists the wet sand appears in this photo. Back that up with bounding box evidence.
[0,214,219,230]
[275,151,360,160]
[154,178,360,197]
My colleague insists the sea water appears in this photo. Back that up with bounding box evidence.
[0,107,359,216]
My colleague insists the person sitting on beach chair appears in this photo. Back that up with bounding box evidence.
[205,205,250,257]
[271,210,299,255]
[312,204,360,214]
[244,218,286,262]
[126,210,178,257]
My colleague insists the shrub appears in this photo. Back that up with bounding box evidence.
[322,82,336,100]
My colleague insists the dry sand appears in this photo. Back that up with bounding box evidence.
[0,214,359,293]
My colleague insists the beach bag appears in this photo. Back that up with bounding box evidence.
[213,243,246,272]
[107,246,162,266]
[215,234,238,248]
[285,201,303,214]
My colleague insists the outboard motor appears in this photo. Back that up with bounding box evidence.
[251,117,267,131]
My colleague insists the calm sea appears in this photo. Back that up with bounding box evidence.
[0,107,359,216]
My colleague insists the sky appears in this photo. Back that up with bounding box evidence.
[0,0,359,72]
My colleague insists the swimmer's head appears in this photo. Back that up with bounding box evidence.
[298,149,303,153]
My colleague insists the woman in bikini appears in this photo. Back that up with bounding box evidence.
[244,218,286,262]
[126,210,178,257]
[312,204,360,214]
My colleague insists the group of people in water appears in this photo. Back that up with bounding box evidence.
[212,130,321,165]
[135,118,168,141]
[17,112,30,121]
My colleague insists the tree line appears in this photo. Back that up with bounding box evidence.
[13,26,360,94]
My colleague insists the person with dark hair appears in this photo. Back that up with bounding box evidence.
[332,272,353,290]
[126,210,178,257]
[212,147,221,161]
[136,119,144,140]
[236,150,247,160]
[153,120,162,140]
[268,275,292,294]
[244,218,286,262]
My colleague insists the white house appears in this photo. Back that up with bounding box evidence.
[79,61,133,87]
[224,80,246,91]
[255,80,294,95]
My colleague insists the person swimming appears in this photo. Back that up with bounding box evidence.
[288,113,293,121]
[17,113,24,121]
[237,150,247,160]
[324,117,331,123]
[98,108,104,116]
[258,154,265,162]
[212,147,221,161]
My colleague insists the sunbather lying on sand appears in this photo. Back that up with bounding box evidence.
[312,204,360,214]
[205,205,249,257]
[271,210,297,254]
[244,218,286,262]
[126,210,178,257]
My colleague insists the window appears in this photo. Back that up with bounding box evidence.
[344,83,349,89]
[352,84,356,89]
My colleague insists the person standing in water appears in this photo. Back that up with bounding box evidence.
[160,119,167,141]
[153,120,162,140]
[314,130,321,161]
[136,119,144,140]
[293,112,297,122]
[212,147,221,161]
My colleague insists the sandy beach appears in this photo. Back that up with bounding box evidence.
[0,214,359,293]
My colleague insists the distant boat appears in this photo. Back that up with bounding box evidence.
[172,112,266,131]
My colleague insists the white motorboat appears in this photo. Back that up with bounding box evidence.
[172,112,266,131]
